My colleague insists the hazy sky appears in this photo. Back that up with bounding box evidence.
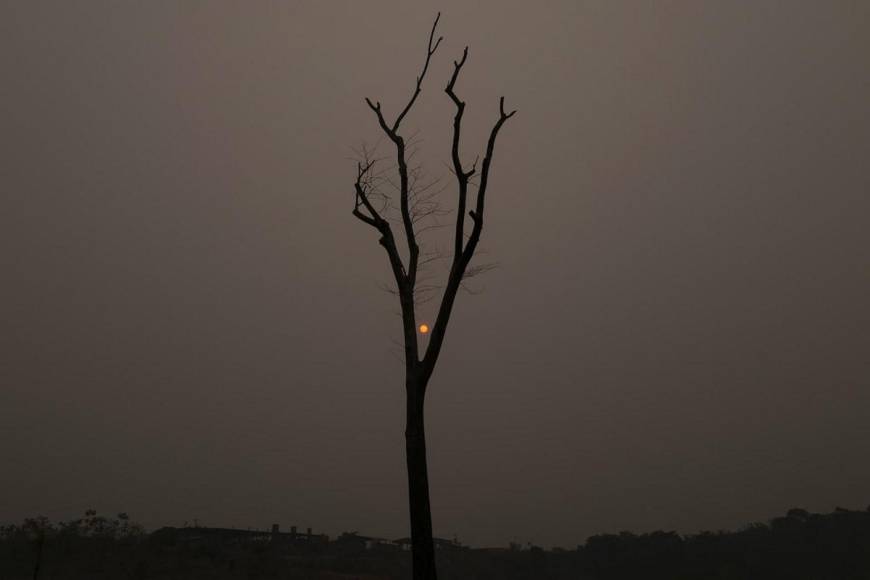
[2,1,869,548]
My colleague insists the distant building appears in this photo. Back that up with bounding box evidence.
[393,537,466,551]
[150,523,468,554]
[151,524,328,547]
[334,532,398,551]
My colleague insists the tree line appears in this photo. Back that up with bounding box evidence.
[3,505,869,579]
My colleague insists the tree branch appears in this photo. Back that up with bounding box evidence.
[393,12,443,133]
[445,46,472,262]
[353,160,386,229]
[352,159,408,296]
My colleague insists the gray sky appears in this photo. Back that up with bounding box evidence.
[2,1,869,548]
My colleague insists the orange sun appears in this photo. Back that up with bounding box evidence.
[418,323,430,334]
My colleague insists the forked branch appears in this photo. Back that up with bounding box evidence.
[422,93,516,380]
[393,13,443,133]
[364,13,444,289]
[352,13,515,378]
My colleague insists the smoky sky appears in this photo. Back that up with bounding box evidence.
[2,1,869,548]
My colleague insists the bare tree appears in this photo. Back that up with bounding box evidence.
[351,13,515,580]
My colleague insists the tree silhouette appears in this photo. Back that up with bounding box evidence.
[350,12,515,580]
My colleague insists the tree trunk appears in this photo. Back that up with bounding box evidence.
[405,379,437,580]
[32,532,44,580]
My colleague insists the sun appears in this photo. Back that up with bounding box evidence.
[418,323,430,334]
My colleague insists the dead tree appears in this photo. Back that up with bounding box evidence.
[351,13,515,580]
